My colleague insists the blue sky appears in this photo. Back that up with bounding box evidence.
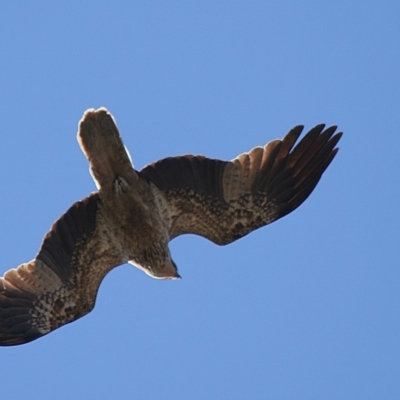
[1,1,399,399]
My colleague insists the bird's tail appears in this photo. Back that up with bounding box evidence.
[77,108,138,191]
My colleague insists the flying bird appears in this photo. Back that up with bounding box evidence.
[0,108,342,345]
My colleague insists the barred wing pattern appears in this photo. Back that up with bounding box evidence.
[0,194,124,345]
[140,125,342,244]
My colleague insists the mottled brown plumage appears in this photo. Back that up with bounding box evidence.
[0,108,342,345]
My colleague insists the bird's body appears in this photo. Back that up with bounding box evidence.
[0,108,342,345]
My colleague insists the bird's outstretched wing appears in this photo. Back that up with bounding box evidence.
[0,193,123,346]
[140,125,342,244]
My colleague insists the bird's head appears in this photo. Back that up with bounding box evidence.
[129,248,181,280]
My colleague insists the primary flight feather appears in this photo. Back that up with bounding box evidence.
[0,108,342,345]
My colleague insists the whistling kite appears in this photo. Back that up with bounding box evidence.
[0,108,342,345]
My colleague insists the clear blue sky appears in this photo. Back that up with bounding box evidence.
[1,2,399,399]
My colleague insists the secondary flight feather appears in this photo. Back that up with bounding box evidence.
[0,108,342,345]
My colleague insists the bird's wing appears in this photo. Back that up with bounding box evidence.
[0,193,124,346]
[140,125,342,245]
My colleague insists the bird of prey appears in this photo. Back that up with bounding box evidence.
[0,108,342,346]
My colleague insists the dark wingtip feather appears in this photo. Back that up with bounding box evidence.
[269,125,342,220]
[0,293,43,346]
